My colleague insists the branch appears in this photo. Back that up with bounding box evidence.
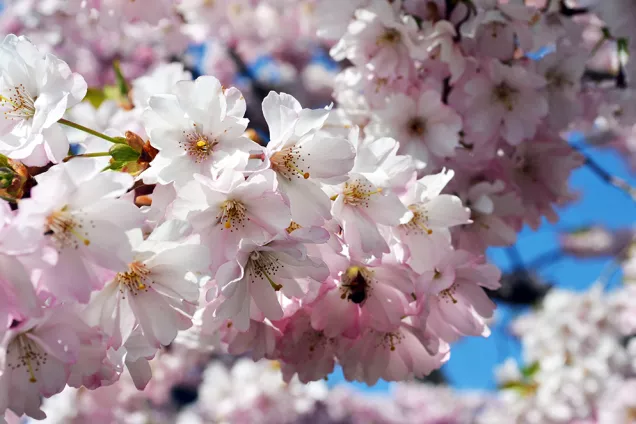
[559,1,589,17]
[578,150,636,201]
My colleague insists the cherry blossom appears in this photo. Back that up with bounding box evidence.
[141,76,258,186]
[0,35,86,165]
[461,60,548,146]
[262,91,355,227]
[171,169,290,272]
[15,159,142,302]
[370,88,463,165]
[210,238,329,332]
[85,220,210,349]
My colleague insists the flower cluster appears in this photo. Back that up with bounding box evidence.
[0,0,631,421]
[31,354,490,424]
[25,281,636,424]
[0,33,504,420]
[479,284,636,424]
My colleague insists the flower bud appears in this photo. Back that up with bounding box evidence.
[0,166,14,189]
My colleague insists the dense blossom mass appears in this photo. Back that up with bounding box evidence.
[0,0,633,422]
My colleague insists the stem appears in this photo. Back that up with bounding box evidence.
[58,118,121,144]
[63,152,111,162]
[525,249,565,269]
[580,152,636,201]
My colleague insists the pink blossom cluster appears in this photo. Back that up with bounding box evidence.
[479,284,636,424]
[0,31,505,420]
[20,280,636,424]
[318,0,589,238]
[0,0,631,421]
[0,0,188,87]
[24,354,490,424]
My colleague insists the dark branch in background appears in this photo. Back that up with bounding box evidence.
[225,46,275,135]
[442,77,451,104]
[616,37,629,89]
[226,47,271,102]
[576,148,636,201]
[559,1,589,17]
[485,247,553,306]
[416,369,446,385]
[487,271,553,306]
[583,69,618,83]
[524,249,566,270]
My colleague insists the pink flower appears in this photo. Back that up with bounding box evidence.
[330,0,421,81]
[85,220,210,349]
[500,134,584,229]
[338,319,450,385]
[310,251,413,338]
[0,306,91,419]
[222,319,280,361]
[210,238,329,332]
[369,88,463,165]
[262,91,355,227]
[537,46,587,130]
[15,159,142,303]
[171,169,291,273]
[395,169,470,273]
[462,60,548,146]
[277,309,338,383]
[466,0,537,60]
[415,250,501,343]
[331,173,410,259]
[0,201,39,324]
[452,179,523,254]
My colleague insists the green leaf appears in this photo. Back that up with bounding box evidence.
[109,144,140,162]
[85,88,107,108]
[113,60,130,97]
[521,361,540,379]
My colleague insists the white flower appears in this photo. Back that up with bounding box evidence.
[85,220,210,348]
[171,169,291,273]
[329,137,413,259]
[142,76,259,187]
[15,159,142,303]
[395,169,470,273]
[262,91,355,226]
[131,62,192,109]
[210,238,329,332]
[0,34,87,165]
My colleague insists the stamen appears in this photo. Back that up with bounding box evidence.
[492,83,518,112]
[45,207,93,250]
[179,125,218,163]
[217,200,248,231]
[7,334,48,383]
[1,84,37,121]
[342,180,383,207]
[248,251,283,291]
[269,145,311,181]
[116,261,152,297]
[402,204,433,235]
[439,282,459,304]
